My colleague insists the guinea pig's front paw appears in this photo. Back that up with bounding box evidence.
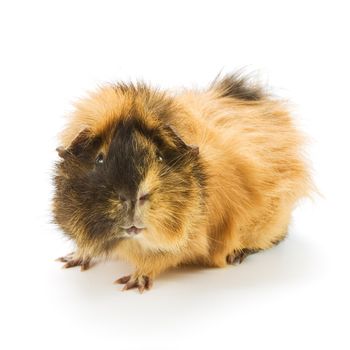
[56,252,92,271]
[114,274,153,293]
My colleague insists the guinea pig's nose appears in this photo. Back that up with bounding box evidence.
[125,226,143,235]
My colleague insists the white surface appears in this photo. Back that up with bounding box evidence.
[0,1,349,349]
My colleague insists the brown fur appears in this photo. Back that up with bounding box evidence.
[53,76,312,290]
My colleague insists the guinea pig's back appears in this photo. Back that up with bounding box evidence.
[174,86,311,215]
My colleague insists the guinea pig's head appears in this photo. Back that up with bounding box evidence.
[53,86,206,257]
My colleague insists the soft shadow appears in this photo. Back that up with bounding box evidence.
[47,232,326,332]
[52,233,324,300]
[157,234,324,292]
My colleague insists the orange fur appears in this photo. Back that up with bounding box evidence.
[56,78,312,289]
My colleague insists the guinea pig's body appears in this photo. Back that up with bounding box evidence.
[53,74,311,292]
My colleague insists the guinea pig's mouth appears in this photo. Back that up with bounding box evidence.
[120,225,146,236]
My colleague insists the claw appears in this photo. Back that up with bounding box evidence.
[122,280,139,291]
[56,252,92,271]
[143,276,153,290]
[114,275,132,284]
[80,260,91,271]
[115,274,153,293]
[56,252,75,263]
[226,248,260,265]
[226,252,245,265]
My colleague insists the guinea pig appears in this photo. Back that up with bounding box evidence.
[53,73,312,292]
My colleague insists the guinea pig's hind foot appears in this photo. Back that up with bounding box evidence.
[56,252,92,271]
[114,274,153,293]
[226,248,260,265]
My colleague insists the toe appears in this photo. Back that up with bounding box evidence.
[114,275,131,284]
[226,254,236,264]
[56,252,75,263]
[226,251,246,265]
[118,275,153,292]
[80,260,91,271]
[238,254,246,264]
[63,259,82,269]
[122,280,138,291]
[143,276,153,290]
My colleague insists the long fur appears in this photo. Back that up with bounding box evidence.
[53,74,312,285]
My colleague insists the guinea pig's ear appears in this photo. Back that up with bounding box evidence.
[164,124,199,156]
[56,128,99,159]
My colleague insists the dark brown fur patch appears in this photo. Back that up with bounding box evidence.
[212,72,265,101]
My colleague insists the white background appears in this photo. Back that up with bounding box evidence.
[0,1,349,349]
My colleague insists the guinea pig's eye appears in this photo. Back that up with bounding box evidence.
[95,153,104,165]
[156,152,163,162]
